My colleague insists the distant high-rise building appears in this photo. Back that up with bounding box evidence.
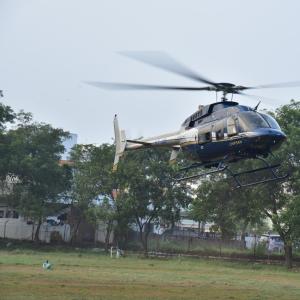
[61,133,78,160]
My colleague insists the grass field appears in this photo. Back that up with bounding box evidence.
[1,249,300,300]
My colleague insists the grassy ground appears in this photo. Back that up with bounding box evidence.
[1,249,300,300]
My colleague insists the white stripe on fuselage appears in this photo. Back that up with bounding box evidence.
[126,128,198,150]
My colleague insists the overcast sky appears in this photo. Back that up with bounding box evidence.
[1,0,300,144]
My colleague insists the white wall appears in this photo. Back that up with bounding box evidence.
[95,222,114,244]
[0,218,71,243]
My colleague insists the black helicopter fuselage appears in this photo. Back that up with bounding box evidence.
[180,101,286,164]
[100,51,294,186]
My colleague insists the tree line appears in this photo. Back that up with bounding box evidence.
[1,100,300,268]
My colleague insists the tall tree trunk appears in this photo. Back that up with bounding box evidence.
[70,218,81,245]
[137,222,149,257]
[34,219,42,243]
[265,209,293,269]
[138,225,146,255]
[284,242,293,269]
[104,220,113,252]
[143,228,151,257]
[240,221,248,249]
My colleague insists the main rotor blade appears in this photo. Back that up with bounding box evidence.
[246,81,300,90]
[238,92,281,103]
[85,81,213,91]
[119,51,217,86]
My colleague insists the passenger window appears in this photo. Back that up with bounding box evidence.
[214,120,224,140]
[216,129,223,139]
[12,211,19,219]
[5,210,12,218]
[205,132,211,141]
[227,117,237,136]
[211,131,216,141]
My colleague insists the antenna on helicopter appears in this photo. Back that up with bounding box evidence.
[253,101,261,111]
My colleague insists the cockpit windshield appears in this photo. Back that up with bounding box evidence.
[238,111,269,132]
[260,113,281,130]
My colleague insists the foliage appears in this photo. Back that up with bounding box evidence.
[254,100,300,267]
[0,103,16,181]
[0,102,15,131]
[117,148,192,254]
[190,177,235,239]
[86,196,116,250]
[190,174,265,240]
[0,103,72,240]
[69,143,117,243]
[190,100,300,267]
[7,122,71,235]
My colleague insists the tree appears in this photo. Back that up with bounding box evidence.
[70,144,121,244]
[253,100,300,268]
[5,120,72,241]
[190,177,238,240]
[0,102,15,130]
[86,196,116,251]
[191,177,266,248]
[191,100,300,268]
[117,149,191,256]
[0,103,16,184]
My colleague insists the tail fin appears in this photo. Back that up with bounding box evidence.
[113,115,126,171]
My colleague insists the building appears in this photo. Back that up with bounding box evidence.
[61,133,78,160]
[0,203,112,244]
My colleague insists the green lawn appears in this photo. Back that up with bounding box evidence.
[1,249,300,300]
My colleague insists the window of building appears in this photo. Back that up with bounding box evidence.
[0,210,4,218]
[5,210,12,218]
[12,211,19,219]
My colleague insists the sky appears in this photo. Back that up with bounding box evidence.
[1,0,300,144]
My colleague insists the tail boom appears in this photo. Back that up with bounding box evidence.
[113,115,198,169]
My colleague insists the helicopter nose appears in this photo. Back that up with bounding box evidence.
[252,129,286,152]
[272,131,286,144]
[268,130,286,150]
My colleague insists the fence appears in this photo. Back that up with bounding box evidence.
[126,229,244,254]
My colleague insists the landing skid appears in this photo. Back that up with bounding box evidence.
[174,156,289,189]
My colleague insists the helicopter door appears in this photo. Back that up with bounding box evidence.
[213,120,224,140]
[197,124,211,143]
[227,116,238,136]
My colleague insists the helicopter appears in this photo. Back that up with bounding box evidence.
[86,52,300,188]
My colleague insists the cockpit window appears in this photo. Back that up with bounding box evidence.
[238,111,269,132]
[260,113,281,130]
